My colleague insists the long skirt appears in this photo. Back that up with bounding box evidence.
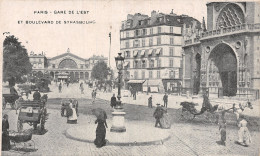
[94,123,106,148]
[160,113,171,129]
[2,132,11,151]
[238,127,252,145]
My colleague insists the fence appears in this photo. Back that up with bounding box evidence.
[218,87,259,100]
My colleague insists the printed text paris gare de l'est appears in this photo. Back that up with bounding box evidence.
[34,10,89,14]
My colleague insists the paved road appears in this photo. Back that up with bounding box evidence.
[2,82,260,156]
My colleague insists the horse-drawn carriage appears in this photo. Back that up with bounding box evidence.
[177,95,253,124]
[17,95,48,133]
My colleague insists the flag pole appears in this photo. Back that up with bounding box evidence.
[109,32,111,67]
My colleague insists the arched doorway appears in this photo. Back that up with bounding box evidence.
[208,43,237,96]
[193,53,201,94]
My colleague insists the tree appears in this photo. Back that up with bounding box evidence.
[91,61,110,82]
[3,35,32,86]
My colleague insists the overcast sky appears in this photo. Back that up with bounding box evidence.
[0,0,209,67]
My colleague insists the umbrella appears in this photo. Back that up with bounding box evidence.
[92,108,107,121]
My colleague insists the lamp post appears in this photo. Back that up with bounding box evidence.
[110,53,126,132]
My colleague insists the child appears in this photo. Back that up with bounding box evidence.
[219,122,226,146]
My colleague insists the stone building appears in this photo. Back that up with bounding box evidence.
[29,48,108,82]
[182,2,260,98]
[120,10,200,93]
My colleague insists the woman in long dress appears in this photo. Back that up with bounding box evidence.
[94,118,108,148]
[160,107,171,129]
[2,114,11,151]
[67,102,77,124]
[237,115,252,146]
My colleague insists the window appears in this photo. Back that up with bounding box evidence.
[39,58,42,62]
[135,60,139,68]
[149,60,154,68]
[81,65,84,69]
[170,48,174,56]
[142,71,145,79]
[134,71,138,79]
[52,64,55,68]
[142,39,145,47]
[157,71,160,78]
[170,27,173,33]
[149,71,153,78]
[149,38,153,46]
[85,64,89,68]
[139,21,142,25]
[157,37,161,45]
[150,28,153,35]
[170,38,174,45]
[135,30,139,36]
[157,59,161,67]
[125,41,129,48]
[126,51,130,57]
[169,59,173,67]
[147,19,151,25]
[126,31,129,37]
[158,27,161,33]
[142,60,146,68]
[134,40,140,47]
[142,29,146,35]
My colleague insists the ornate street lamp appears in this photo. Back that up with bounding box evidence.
[110,53,126,132]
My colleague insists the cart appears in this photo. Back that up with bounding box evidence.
[9,130,35,151]
[2,94,20,110]
[17,100,47,133]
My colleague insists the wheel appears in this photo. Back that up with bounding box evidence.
[177,107,195,121]
[182,108,195,121]
[2,97,6,110]
[203,111,216,124]
[17,120,23,132]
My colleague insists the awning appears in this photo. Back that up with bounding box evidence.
[156,48,162,55]
[127,80,145,84]
[124,62,129,67]
[140,50,145,56]
[148,49,153,55]
[133,50,138,57]
[143,79,162,86]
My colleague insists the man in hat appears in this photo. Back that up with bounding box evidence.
[33,88,41,101]
[153,104,165,128]
[163,93,168,108]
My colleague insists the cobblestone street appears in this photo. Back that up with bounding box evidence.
[2,83,260,156]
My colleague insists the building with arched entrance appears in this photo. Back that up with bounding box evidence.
[183,2,260,98]
[29,48,108,82]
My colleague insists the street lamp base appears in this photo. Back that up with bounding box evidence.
[110,111,126,133]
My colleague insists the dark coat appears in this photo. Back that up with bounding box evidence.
[110,96,117,107]
[2,119,10,151]
[33,91,41,101]
[163,95,168,102]
[153,107,165,119]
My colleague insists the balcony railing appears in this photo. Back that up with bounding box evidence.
[183,23,260,46]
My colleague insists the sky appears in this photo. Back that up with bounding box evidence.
[0,0,209,68]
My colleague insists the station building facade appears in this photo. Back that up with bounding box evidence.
[182,2,260,98]
[29,49,108,82]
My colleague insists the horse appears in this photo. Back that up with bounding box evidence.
[215,101,253,124]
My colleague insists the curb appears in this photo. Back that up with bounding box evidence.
[65,129,171,146]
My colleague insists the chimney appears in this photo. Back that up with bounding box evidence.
[151,10,157,18]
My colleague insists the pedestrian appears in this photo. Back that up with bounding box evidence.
[110,94,117,108]
[59,83,62,93]
[148,95,153,108]
[237,115,252,147]
[2,114,11,151]
[92,90,97,104]
[160,106,171,129]
[67,100,77,124]
[133,89,136,100]
[80,82,84,94]
[33,88,41,101]
[94,115,108,148]
[153,104,164,128]
[67,81,69,87]
[103,85,107,93]
[163,93,168,108]
[219,122,226,146]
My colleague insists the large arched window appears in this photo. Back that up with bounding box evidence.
[58,59,78,69]
[216,4,245,29]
